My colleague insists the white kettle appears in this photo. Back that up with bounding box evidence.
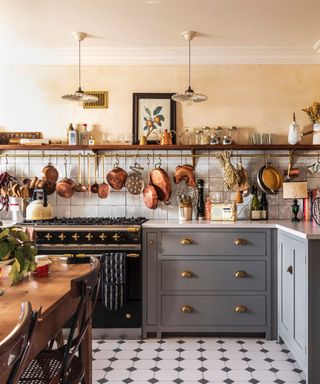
[26,189,53,221]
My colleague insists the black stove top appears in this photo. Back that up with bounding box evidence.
[18,217,148,226]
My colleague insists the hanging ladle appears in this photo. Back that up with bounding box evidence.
[91,155,99,193]
[75,154,87,192]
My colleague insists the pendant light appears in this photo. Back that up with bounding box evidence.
[172,31,207,104]
[62,32,98,103]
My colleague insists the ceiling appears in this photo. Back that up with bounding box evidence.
[1,0,320,64]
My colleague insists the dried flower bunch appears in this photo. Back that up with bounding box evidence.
[302,101,320,123]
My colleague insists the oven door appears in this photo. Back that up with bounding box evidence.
[93,251,142,328]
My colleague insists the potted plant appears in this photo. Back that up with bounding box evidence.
[0,227,37,284]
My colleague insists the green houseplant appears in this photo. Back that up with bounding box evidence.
[0,227,37,284]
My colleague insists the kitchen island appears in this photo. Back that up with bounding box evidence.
[142,219,320,384]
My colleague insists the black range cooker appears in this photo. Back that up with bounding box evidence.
[19,216,147,338]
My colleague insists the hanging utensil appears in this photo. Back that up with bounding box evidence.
[143,157,158,209]
[91,155,99,193]
[42,158,59,184]
[125,160,145,195]
[56,156,75,198]
[107,155,127,190]
[87,154,91,194]
[174,164,196,187]
[150,158,172,203]
[75,154,87,192]
[98,155,110,199]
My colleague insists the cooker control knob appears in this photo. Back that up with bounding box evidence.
[112,233,121,242]
[125,312,132,319]
[85,233,93,241]
[58,233,66,241]
[45,233,52,241]
[99,233,107,241]
[72,233,80,241]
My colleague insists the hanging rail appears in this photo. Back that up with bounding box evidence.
[0,152,319,159]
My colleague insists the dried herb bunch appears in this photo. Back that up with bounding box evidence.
[302,101,320,123]
[216,151,240,189]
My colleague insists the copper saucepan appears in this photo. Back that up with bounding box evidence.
[107,157,127,190]
[150,162,172,204]
[56,157,75,198]
[143,162,158,209]
[42,160,59,184]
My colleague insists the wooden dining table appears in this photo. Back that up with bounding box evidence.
[0,260,96,384]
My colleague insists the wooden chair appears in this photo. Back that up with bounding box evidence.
[0,301,37,384]
[18,257,100,384]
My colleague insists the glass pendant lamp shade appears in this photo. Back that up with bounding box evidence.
[62,32,98,103]
[172,31,207,104]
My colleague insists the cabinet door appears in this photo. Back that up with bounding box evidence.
[278,233,306,368]
[292,239,306,360]
[278,236,294,337]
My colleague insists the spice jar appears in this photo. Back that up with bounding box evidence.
[204,197,211,220]
[194,129,203,145]
[210,134,220,145]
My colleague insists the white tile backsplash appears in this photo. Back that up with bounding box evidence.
[2,149,319,221]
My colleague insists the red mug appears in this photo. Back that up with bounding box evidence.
[35,262,50,277]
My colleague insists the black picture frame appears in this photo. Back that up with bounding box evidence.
[132,93,176,144]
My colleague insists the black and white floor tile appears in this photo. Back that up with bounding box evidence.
[92,337,306,384]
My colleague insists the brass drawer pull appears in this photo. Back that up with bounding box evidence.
[181,305,193,313]
[234,305,247,313]
[287,265,293,274]
[180,238,193,245]
[180,270,193,278]
[234,238,247,246]
[234,270,247,278]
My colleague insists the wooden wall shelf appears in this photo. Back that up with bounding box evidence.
[0,144,318,152]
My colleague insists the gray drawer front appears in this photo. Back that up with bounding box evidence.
[162,295,266,326]
[161,231,266,256]
[161,260,266,291]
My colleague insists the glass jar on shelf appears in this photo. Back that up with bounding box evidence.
[228,126,238,144]
[179,127,193,145]
[201,126,211,145]
[194,128,203,145]
[214,126,223,144]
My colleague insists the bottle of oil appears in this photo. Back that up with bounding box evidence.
[68,123,78,145]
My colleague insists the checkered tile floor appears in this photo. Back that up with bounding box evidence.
[92,337,306,384]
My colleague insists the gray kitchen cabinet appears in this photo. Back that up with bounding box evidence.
[278,231,307,378]
[142,227,276,340]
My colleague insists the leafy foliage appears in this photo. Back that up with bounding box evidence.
[0,227,37,284]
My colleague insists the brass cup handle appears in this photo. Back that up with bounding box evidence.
[234,305,247,313]
[234,270,247,278]
[181,305,193,313]
[180,238,193,245]
[180,270,193,278]
[234,238,248,246]
[287,265,293,274]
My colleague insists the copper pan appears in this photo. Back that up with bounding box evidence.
[150,163,172,203]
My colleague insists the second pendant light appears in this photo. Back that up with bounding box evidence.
[172,31,208,104]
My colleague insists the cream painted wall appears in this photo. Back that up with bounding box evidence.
[0,64,319,143]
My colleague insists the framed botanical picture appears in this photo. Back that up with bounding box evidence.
[132,93,176,144]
